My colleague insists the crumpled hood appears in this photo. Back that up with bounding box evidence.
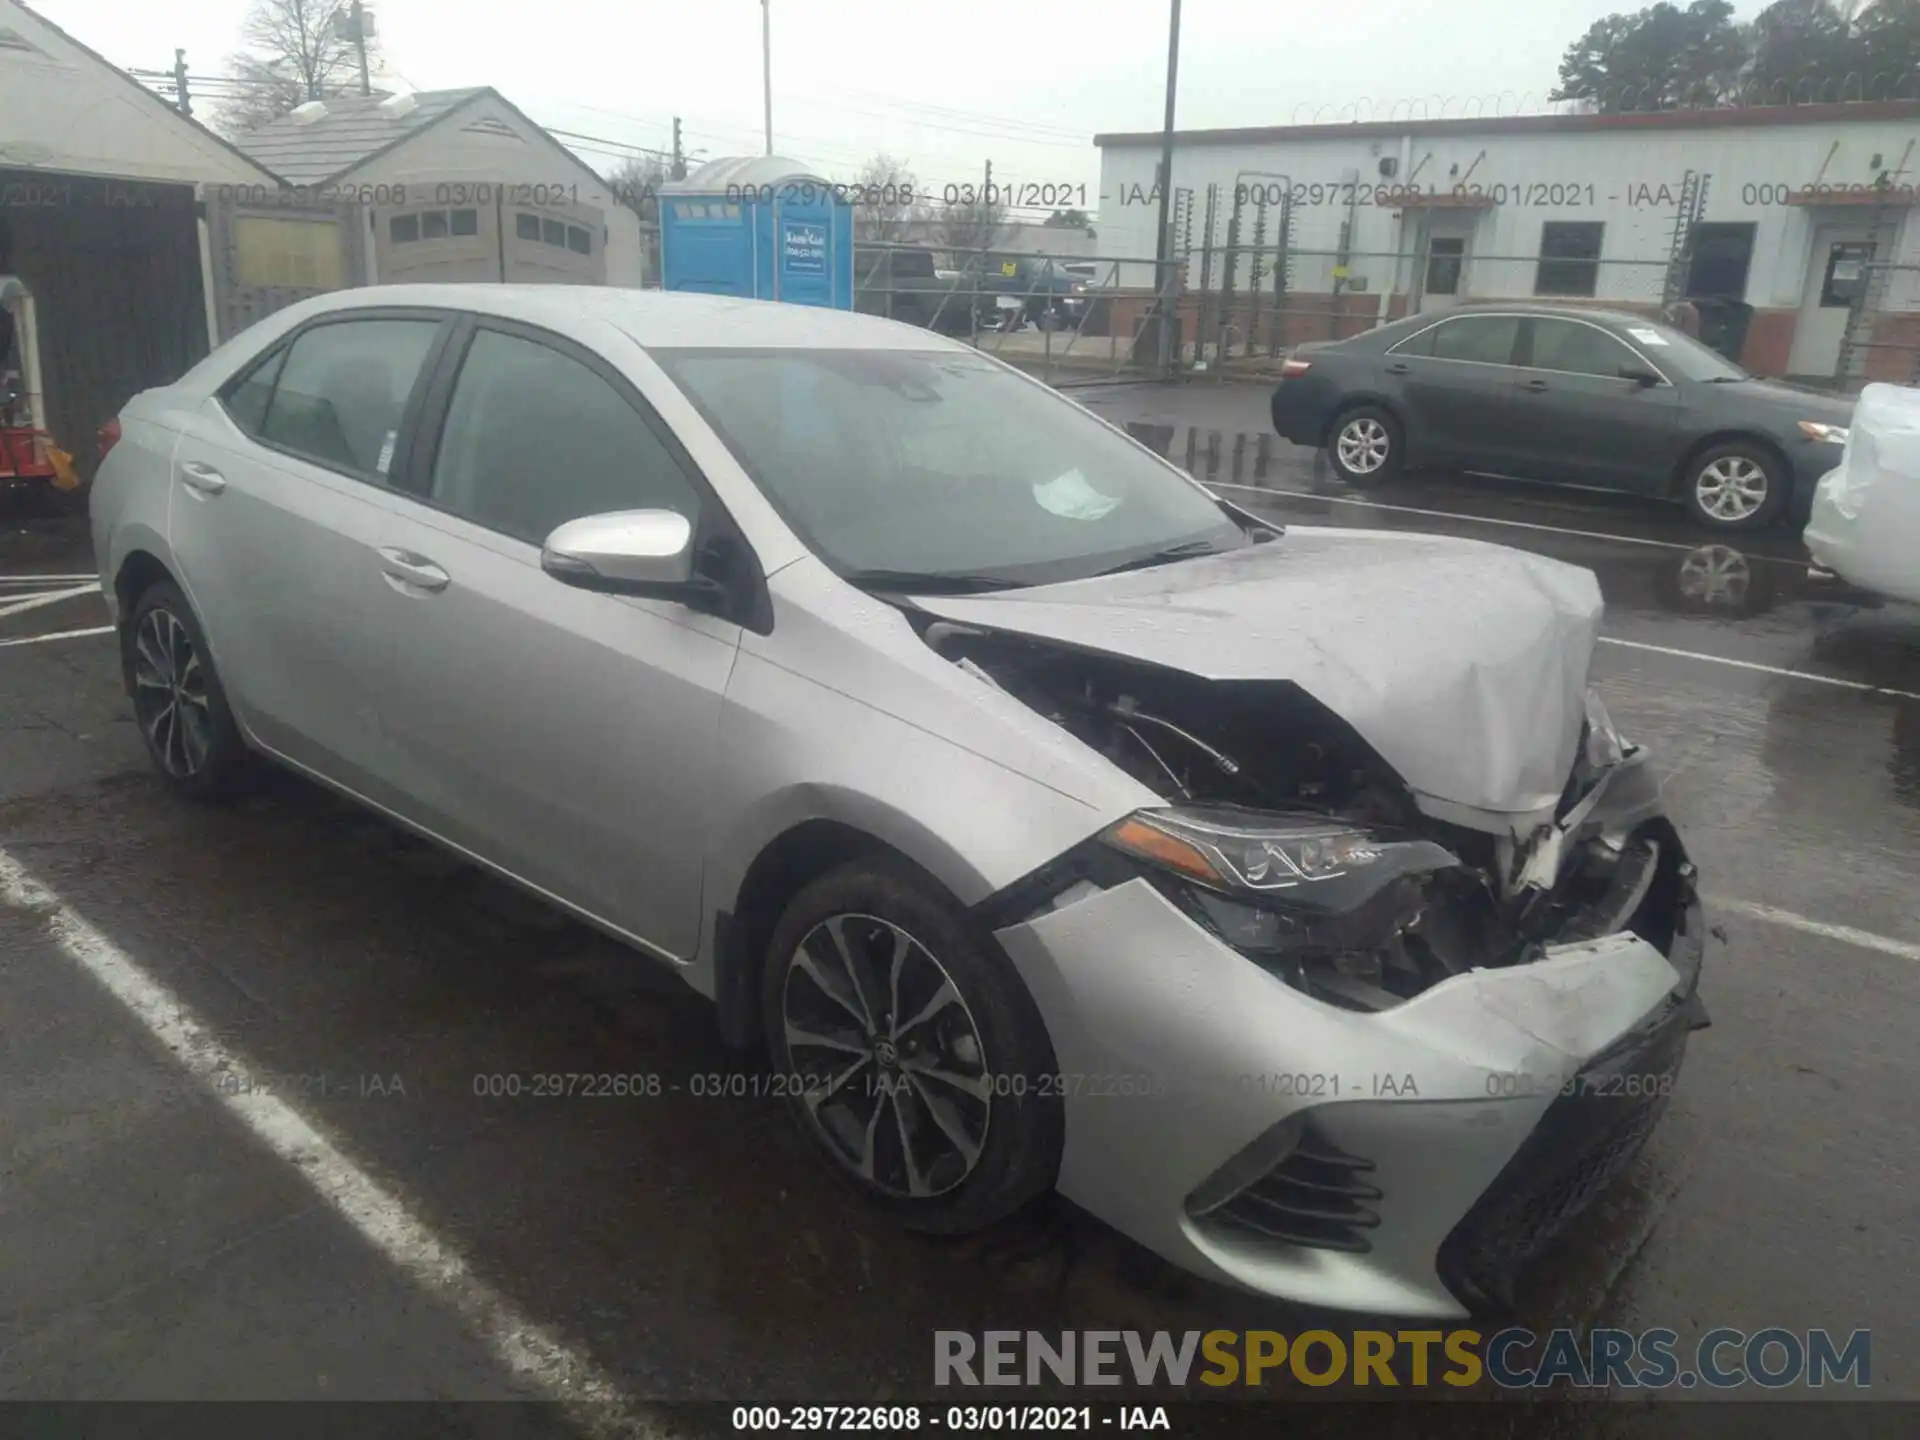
[910,526,1603,821]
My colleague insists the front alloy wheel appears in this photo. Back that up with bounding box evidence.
[1684,443,1782,530]
[1694,457,1767,522]
[761,857,1064,1234]
[133,606,213,778]
[780,913,992,1200]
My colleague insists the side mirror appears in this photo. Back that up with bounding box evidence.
[1618,365,1661,388]
[541,509,709,598]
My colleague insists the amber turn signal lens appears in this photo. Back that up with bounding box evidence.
[1107,816,1222,885]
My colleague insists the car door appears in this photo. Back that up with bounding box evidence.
[166,311,452,792]
[359,316,742,959]
[1510,317,1682,492]
[1382,312,1524,470]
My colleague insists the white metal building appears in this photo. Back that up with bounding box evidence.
[1094,102,1920,380]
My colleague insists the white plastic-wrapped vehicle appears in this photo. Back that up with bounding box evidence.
[1804,382,1920,604]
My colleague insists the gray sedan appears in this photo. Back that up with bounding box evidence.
[90,285,1708,1317]
[1271,304,1854,531]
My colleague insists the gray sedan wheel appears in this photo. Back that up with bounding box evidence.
[761,856,1063,1233]
[1683,443,1783,531]
[124,580,252,801]
[1326,405,1404,488]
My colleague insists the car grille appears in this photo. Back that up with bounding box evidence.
[1437,1005,1690,1312]
[1206,1123,1382,1253]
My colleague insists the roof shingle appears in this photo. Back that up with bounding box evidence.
[230,87,485,185]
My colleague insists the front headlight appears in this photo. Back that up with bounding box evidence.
[1798,421,1851,445]
[1101,805,1454,914]
[1584,686,1628,770]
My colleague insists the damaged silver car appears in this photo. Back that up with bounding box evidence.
[90,286,1709,1319]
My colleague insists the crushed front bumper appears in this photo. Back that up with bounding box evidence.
[993,865,1706,1318]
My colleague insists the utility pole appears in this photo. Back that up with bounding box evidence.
[1150,0,1183,378]
[172,48,191,116]
[672,117,686,180]
[761,0,773,154]
[335,0,373,97]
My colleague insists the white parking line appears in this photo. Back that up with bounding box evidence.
[0,584,96,619]
[0,573,96,586]
[1597,635,1920,702]
[0,625,115,648]
[0,849,668,1437]
[1207,481,1765,555]
[1709,895,1920,963]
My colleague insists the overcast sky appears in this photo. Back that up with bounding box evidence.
[41,0,1775,213]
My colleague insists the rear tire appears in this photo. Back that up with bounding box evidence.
[761,856,1064,1235]
[1682,442,1785,531]
[1325,404,1404,488]
[123,581,252,802]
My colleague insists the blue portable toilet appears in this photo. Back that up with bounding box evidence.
[659,156,854,309]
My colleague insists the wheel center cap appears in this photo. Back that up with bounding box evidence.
[874,1038,898,1067]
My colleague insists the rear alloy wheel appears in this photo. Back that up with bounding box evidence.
[1326,405,1404,487]
[762,857,1063,1234]
[1684,443,1783,531]
[125,581,251,800]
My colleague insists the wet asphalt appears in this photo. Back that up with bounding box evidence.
[1,382,1916,1430]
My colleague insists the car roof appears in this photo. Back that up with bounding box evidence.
[288,283,966,353]
[1402,303,1665,329]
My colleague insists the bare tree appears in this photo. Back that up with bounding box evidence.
[936,194,1008,263]
[217,0,381,135]
[852,153,922,243]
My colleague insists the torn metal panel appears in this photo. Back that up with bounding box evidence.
[908,524,1602,821]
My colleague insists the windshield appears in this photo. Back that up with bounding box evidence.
[654,348,1249,588]
[1626,319,1748,382]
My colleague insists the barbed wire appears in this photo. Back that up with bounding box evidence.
[1284,71,1920,125]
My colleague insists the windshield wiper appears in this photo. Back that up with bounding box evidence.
[1092,538,1233,577]
[839,568,1025,595]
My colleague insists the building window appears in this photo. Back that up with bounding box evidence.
[234,216,345,289]
[566,225,591,255]
[1819,241,1874,308]
[1686,223,1755,301]
[391,209,482,244]
[1425,237,1464,297]
[542,218,565,247]
[1535,222,1604,298]
[515,212,542,241]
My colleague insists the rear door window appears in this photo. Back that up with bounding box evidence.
[1428,315,1522,365]
[254,318,442,481]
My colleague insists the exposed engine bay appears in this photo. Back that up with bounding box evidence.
[921,617,1689,1013]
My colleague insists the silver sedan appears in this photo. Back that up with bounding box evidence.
[90,284,1710,1318]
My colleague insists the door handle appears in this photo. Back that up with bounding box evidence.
[1385,361,1410,374]
[179,461,227,495]
[377,546,450,592]
[1522,378,1550,392]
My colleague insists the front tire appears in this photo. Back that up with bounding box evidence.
[1682,442,1784,531]
[1325,404,1404,487]
[761,856,1064,1235]
[123,580,251,801]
